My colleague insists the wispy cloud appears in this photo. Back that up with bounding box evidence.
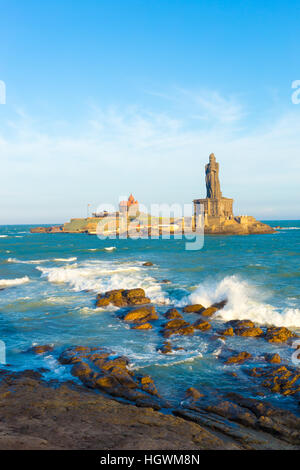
[0,89,299,223]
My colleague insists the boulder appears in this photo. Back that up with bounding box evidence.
[123,306,158,323]
[220,327,234,336]
[193,319,211,331]
[185,387,204,401]
[163,324,195,338]
[265,327,296,343]
[235,327,263,337]
[164,308,183,319]
[159,341,173,354]
[225,352,252,365]
[142,262,153,266]
[30,345,54,355]
[183,304,204,313]
[131,322,153,330]
[164,319,189,330]
[96,288,151,308]
[71,362,93,380]
[265,353,281,364]
[201,307,218,317]
[230,320,255,329]
[59,346,163,408]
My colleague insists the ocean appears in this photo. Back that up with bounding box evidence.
[0,221,299,412]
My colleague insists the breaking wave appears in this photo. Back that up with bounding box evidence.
[37,260,168,303]
[0,276,30,288]
[182,275,300,328]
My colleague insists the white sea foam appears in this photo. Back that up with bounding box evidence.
[181,275,300,328]
[53,257,77,262]
[0,276,30,288]
[0,235,8,238]
[104,247,116,251]
[38,260,169,303]
[7,257,48,264]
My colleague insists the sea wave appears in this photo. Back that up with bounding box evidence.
[0,276,30,288]
[53,257,77,262]
[7,256,77,264]
[37,260,168,303]
[181,275,300,328]
[0,235,8,238]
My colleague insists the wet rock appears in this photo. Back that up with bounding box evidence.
[162,318,192,338]
[265,327,296,343]
[123,306,158,323]
[193,319,211,331]
[96,288,151,308]
[131,322,153,330]
[30,345,54,355]
[248,364,300,397]
[71,362,93,380]
[229,320,255,329]
[58,346,163,410]
[175,389,300,448]
[183,304,205,313]
[201,307,218,317]
[211,299,228,310]
[220,327,234,336]
[159,341,173,354]
[225,352,252,365]
[142,262,153,266]
[235,327,263,337]
[185,387,204,401]
[265,353,281,364]
[164,308,183,319]
[160,279,171,284]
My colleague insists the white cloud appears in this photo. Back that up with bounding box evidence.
[0,90,299,223]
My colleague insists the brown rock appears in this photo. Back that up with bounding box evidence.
[183,304,204,313]
[30,345,54,355]
[201,307,218,317]
[220,327,234,336]
[164,308,183,319]
[185,387,204,400]
[163,324,195,338]
[164,319,189,330]
[159,341,173,354]
[71,362,92,380]
[235,327,263,337]
[123,306,157,323]
[231,320,255,329]
[132,323,153,330]
[193,319,211,331]
[265,353,281,364]
[265,327,295,343]
[96,288,151,308]
[225,352,252,365]
[142,262,153,266]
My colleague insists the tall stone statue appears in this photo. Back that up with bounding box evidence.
[205,153,222,199]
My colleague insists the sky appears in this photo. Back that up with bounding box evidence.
[0,0,299,223]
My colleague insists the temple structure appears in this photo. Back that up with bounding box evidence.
[119,194,139,217]
[193,153,233,222]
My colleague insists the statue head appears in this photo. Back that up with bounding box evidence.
[209,153,215,162]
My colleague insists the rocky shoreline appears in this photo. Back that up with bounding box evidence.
[1,287,299,450]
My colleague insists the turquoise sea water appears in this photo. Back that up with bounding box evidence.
[0,221,299,412]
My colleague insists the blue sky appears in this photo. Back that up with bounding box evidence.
[0,0,299,223]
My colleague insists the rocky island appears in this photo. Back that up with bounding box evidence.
[30,154,274,236]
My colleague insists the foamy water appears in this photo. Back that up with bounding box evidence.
[0,220,299,411]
